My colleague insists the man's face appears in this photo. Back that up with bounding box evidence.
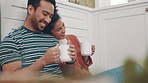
[30,0,54,31]
[51,19,66,40]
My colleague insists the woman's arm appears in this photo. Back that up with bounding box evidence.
[82,45,95,66]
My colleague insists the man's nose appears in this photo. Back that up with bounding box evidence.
[45,16,51,24]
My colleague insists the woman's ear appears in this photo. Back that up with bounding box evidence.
[27,5,34,15]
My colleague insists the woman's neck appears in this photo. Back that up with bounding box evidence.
[58,38,67,45]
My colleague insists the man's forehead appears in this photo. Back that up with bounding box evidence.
[39,1,54,14]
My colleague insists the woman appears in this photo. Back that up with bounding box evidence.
[43,12,95,80]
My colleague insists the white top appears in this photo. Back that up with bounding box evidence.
[58,38,68,45]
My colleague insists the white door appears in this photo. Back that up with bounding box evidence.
[98,6,148,71]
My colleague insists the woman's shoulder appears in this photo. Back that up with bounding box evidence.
[66,34,77,39]
[66,34,80,44]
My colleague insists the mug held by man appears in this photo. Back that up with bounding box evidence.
[59,44,72,62]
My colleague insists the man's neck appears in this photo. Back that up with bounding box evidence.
[23,19,38,32]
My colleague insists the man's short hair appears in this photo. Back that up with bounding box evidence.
[27,0,56,10]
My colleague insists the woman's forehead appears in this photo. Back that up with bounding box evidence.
[55,20,64,28]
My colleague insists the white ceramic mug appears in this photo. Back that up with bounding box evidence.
[59,44,72,62]
[80,42,91,56]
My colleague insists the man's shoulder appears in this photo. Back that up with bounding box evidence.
[8,26,25,37]
[2,26,25,42]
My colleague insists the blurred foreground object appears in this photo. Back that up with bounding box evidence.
[90,59,142,83]
[123,56,148,83]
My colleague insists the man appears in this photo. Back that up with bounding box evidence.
[0,0,76,81]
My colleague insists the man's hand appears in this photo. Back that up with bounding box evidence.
[41,45,60,65]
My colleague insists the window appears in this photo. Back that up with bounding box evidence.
[110,0,128,5]
[68,0,95,8]
[60,0,130,8]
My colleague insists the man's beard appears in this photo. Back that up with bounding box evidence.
[32,20,42,32]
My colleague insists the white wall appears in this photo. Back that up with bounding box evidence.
[0,0,1,41]
[1,0,27,40]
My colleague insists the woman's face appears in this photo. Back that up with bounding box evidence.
[51,19,66,40]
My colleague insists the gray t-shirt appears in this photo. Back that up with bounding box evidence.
[0,26,63,80]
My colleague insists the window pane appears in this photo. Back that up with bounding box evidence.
[68,0,95,8]
[111,0,127,5]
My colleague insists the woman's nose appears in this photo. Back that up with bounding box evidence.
[61,28,65,33]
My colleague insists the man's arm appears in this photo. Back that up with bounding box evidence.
[1,45,60,80]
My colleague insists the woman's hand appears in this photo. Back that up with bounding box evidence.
[67,40,76,63]
[68,44,76,63]
[91,45,95,55]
